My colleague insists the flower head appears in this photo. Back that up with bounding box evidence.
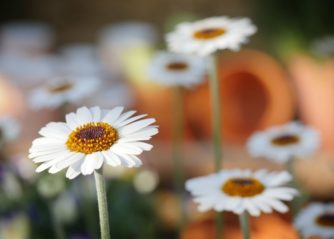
[294,203,334,238]
[186,169,298,217]
[29,106,158,179]
[29,76,100,110]
[166,16,257,56]
[247,122,320,163]
[149,51,207,87]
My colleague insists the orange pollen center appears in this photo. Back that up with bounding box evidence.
[49,83,73,93]
[271,134,300,146]
[166,62,188,71]
[193,27,226,40]
[316,214,334,228]
[222,177,265,197]
[66,122,118,154]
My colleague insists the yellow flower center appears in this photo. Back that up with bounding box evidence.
[222,177,265,197]
[66,122,118,154]
[271,134,300,146]
[166,62,188,71]
[193,27,226,40]
[316,214,334,228]
[49,83,73,93]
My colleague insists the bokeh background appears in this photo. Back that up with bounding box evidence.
[0,0,334,238]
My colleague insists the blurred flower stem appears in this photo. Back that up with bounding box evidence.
[48,201,66,239]
[172,86,187,229]
[239,212,250,239]
[208,53,223,171]
[94,169,111,239]
[286,157,307,217]
[208,53,224,239]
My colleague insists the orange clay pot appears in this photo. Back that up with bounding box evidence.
[181,213,298,239]
[184,49,295,143]
[288,55,334,153]
[133,84,193,140]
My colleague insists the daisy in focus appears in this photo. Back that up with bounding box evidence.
[247,122,320,163]
[148,51,207,87]
[0,116,21,143]
[28,106,158,179]
[166,16,257,56]
[28,76,100,110]
[294,203,334,238]
[186,169,298,217]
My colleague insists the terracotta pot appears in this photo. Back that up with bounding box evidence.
[289,55,334,153]
[181,213,298,239]
[184,49,295,143]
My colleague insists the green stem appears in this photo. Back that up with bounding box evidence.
[48,201,66,239]
[239,212,250,239]
[286,157,308,217]
[94,169,111,239]
[209,54,224,239]
[172,86,187,229]
[208,53,223,172]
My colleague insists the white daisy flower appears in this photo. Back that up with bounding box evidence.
[28,76,100,110]
[149,51,207,87]
[294,203,334,238]
[28,106,158,179]
[186,169,298,217]
[166,16,257,56]
[247,122,320,163]
[0,116,20,142]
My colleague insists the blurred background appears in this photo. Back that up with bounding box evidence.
[0,0,334,238]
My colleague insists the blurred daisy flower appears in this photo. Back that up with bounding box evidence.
[294,203,334,238]
[29,106,158,179]
[149,51,207,87]
[247,122,320,163]
[0,116,20,143]
[166,16,257,56]
[186,169,298,217]
[28,76,100,110]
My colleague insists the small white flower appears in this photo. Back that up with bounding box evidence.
[29,106,158,179]
[186,169,298,217]
[149,51,207,87]
[0,116,20,142]
[166,16,257,56]
[294,203,334,238]
[29,76,100,110]
[247,122,320,163]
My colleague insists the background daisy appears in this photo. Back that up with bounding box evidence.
[149,51,207,87]
[247,122,320,163]
[166,16,257,56]
[28,76,100,110]
[186,169,298,216]
[29,106,158,179]
[294,203,334,238]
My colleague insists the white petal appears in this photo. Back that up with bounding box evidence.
[102,150,121,166]
[119,118,156,135]
[90,106,101,122]
[102,107,124,125]
[66,112,80,129]
[81,154,98,175]
[76,107,93,125]
[115,114,147,128]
